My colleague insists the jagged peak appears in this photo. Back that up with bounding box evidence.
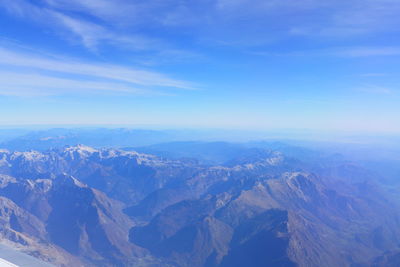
[0,174,17,188]
[282,172,311,181]
[63,144,98,153]
[10,150,45,161]
[54,174,87,189]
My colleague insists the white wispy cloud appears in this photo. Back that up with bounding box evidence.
[332,47,400,57]
[43,0,136,23]
[53,13,156,50]
[0,47,192,96]
[356,85,394,94]
[284,0,400,38]
[0,71,151,97]
[249,46,400,58]
[215,0,400,45]
[0,47,191,88]
[0,0,155,51]
[359,73,388,77]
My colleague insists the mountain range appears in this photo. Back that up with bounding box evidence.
[0,141,399,266]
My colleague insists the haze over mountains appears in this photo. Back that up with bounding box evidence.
[0,128,399,266]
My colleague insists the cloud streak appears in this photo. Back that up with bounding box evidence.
[43,0,136,23]
[250,46,400,58]
[53,13,158,51]
[0,47,192,96]
[0,0,156,51]
[332,47,400,57]
[356,85,394,95]
[0,71,150,97]
[0,47,191,88]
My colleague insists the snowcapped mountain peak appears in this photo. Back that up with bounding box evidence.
[10,151,46,161]
[63,144,97,153]
[61,145,98,160]
[55,173,87,188]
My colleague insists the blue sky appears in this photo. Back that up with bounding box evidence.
[0,0,400,132]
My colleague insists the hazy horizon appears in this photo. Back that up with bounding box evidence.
[1,126,400,146]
